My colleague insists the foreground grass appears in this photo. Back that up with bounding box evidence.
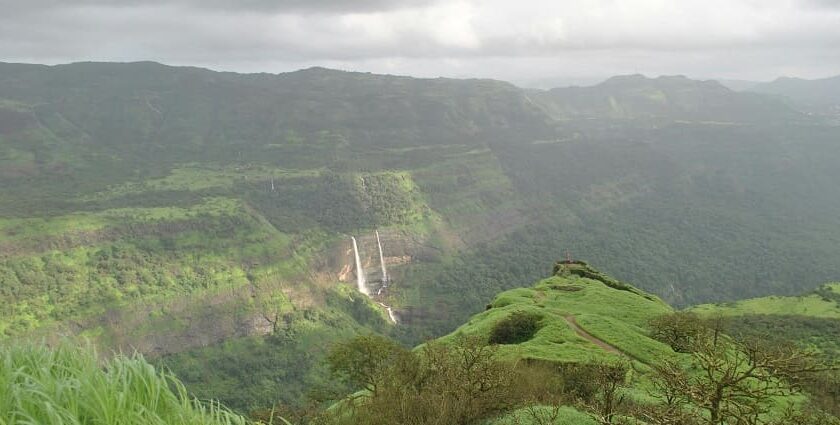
[0,343,250,425]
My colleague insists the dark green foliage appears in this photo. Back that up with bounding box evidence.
[722,314,840,359]
[488,311,543,345]
[325,334,407,395]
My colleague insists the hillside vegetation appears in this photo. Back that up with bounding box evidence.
[317,263,839,425]
[4,61,840,411]
[689,282,840,359]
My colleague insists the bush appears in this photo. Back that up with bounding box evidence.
[489,311,543,345]
[325,335,514,425]
[648,312,707,353]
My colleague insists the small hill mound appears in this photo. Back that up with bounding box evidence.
[441,263,674,364]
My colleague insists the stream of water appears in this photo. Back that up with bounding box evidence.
[351,236,369,296]
[351,234,397,323]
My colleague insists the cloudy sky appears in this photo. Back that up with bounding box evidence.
[1,0,839,86]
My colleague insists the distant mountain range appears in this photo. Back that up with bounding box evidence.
[749,75,840,113]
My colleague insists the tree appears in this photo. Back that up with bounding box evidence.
[323,335,514,425]
[326,334,409,397]
[649,312,708,353]
[650,330,834,425]
[581,360,631,425]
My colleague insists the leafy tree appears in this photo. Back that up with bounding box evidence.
[325,334,408,397]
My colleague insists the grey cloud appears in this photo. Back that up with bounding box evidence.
[0,0,838,82]
[0,0,438,15]
[802,0,840,8]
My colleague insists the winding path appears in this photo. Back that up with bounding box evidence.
[563,315,621,354]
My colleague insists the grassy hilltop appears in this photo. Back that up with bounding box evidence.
[321,263,839,425]
[441,261,673,365]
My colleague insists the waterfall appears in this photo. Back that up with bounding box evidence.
[351,234,396,324]
[378,302,398,324]
[351,237,368,295]
[375,230,388,284]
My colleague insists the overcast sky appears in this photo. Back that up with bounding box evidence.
[1,0,838,87]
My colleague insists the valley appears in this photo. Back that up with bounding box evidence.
[2,62,840,415]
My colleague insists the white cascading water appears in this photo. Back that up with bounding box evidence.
[379,303,397,324]
[351,235,397,324]
[375,230,388,284]
[351,237,369,295]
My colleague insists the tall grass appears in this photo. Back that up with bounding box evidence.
[0,343,250,425]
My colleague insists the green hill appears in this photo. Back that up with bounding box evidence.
[323,263,839,425]
[688,283,840,359]
[689,282,840,319]
[440,261,673,365]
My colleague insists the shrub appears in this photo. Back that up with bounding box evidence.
[488,311,543,345]
[648,312,707,353]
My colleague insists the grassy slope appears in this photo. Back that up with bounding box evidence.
[440,266,834,424]
[441,271,673,364]
[689,283,840,319]
[435,264,679,424]
[687,283,840,358]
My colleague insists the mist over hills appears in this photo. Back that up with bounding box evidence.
[749,74,840,115]
[2,61,840,411]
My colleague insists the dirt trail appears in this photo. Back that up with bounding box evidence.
[564,315,622,354]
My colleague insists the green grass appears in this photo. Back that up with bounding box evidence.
[486,405,596,425]
[439,274,673,364]
[0,342,250,425]
[0,197,245,243]
[688,286,840,319]
[83,165,323,201]
[687,282,840,359]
